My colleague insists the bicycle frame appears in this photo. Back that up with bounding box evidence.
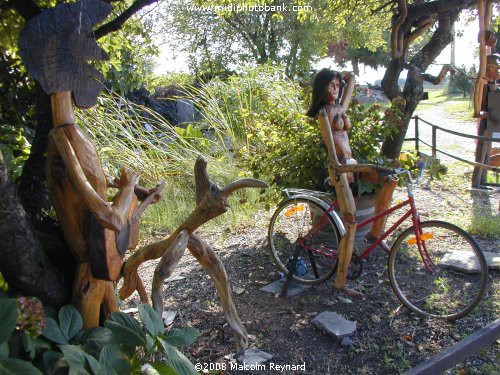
[297,180,436,274]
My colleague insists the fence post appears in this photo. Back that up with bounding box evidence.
[415,116,420,154]
[432,126,437,159]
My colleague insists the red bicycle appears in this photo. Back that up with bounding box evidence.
[268,168,488,320]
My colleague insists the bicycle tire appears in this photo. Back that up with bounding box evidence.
[268,196,341,285]
[388,220,488,320]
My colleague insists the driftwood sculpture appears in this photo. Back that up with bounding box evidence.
[18,0,163,327]
[120,157,268,351]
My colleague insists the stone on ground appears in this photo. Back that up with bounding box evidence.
[162,310,177,325]
[235,348,273,366]
[441,251,499,272]
[312,311,357,338]
[260,279,311,297]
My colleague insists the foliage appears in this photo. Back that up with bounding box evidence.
[158,0,389,77]
[0,50,35,179]
[0,296,200,375]
[448,65,475,98]
[0,125,31,182]
[185,64,398,193]
[77,91,263,231]
[349,100,398,164]
[97,14,159,94]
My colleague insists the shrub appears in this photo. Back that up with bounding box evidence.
[0,296,199,375]
[186,64,398,191]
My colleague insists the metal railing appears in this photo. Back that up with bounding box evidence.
[406,115,500,173]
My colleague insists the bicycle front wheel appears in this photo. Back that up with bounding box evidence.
[388,220,488,320]
[268,197,341,285]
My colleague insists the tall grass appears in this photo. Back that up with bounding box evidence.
[75,92,261,232]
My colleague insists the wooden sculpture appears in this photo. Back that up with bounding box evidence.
[120,157,268,352]
[473,0,493,118]
[18,0,163,327]
[307,69,398,293]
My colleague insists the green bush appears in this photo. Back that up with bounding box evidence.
[0,296,199,375]
[187,64,398,191]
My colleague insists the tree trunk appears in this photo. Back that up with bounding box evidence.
[351,58,360,77]
[0,151,70,307]
[381,7,461,159]
[17,85,53,223]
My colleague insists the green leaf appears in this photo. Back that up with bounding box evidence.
[58,345,88,373]
[43,350,67,375]
[146,334,154,352]
[0,299,17,345]
[104,312,145,348]
[84,353,103,375]
[42,318,68,345]
[0,342,8,358]
[99,344,130,375]
[162,327,199,348]
[150,363,177,375]
[21,334,49,360]
[59,305,83,342]
[79,327,115,358]
[138,304,164,337]
[158,339,198,375]
[0,358,43,374]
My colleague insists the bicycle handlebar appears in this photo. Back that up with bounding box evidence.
[334,164,417,185]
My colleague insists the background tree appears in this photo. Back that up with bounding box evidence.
[0,0,161,307]
[449,65,476,97]
[379,0,484,159]
[160,0,389,77]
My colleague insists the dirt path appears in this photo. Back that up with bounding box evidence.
[407,105,479,164]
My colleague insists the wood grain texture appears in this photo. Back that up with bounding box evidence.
[120,157,267,350]
[18,0,112,108]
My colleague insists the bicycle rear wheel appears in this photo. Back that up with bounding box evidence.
[268,197,341,285]
[388,220,488,320]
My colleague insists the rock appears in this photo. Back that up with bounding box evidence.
[235,348,273,367]
[164,274,186,283]
[162,310,177,326]
[122,307,138,314]
[312,312,357,338]
[260,279,311,297]
[235,287,246,295]
[441,251,499,272]
[341,337,354,346]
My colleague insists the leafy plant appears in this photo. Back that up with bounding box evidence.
[0,124,31,182]
[77,91,263,232]
[0,297,199,375]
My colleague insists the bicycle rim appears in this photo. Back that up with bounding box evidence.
[388,220,488,320]
[268,197,340,285]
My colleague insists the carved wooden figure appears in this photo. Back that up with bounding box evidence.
[120,157,268,351]
[18,0,163,327]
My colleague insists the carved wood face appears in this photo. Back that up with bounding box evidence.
[19,0,112,108]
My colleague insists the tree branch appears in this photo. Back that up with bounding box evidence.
[94,0,160,39]
[412,64,455,84]
[1,0,41,20]
[408,0,476,22]
[402,15,433,57]
[391,0,408,59]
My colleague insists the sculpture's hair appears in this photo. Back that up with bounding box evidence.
[306,68,343,118]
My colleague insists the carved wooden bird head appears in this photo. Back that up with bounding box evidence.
[187,156,268,232]
[19,0,111,108]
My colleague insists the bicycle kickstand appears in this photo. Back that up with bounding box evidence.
[280,244,301,297]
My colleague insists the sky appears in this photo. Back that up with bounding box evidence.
[154,15,482,85]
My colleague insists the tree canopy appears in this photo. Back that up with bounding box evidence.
[159,0,389,77]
